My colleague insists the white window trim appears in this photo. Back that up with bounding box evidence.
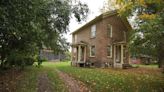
[73,48,76,53]
[123,31,126,41]
[107,24,113,38]
[110,26,113,37]
[107,45,113,58]
[90,45,95,57]
[74,34,77,43]
[91,25,96,38]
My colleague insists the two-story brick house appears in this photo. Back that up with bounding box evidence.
[71,10,131,68]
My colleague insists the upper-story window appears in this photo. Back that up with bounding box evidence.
[74,34,77,43]
[107,24,112,38]
[123,31,126,41]
[91,25,96,38]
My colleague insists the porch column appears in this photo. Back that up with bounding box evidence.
[71,47,73,62]
[121,44,124,64]
[84,46,87,62]
[75,47,78,62]
[78,45,81,62]
[113,45,116,66]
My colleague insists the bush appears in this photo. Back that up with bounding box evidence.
[24,57,35,66]
[6,51,36,67]
[36,57,47,67]
[40,58,48,62]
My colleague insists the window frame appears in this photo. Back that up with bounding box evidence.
[91,24,96,38]
[74,34,77,43]
[90,45,96,57]
[107,24,113,38]
[107,45,112,58]
[123,31,126,41]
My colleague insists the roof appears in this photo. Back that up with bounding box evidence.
[71,10,132,34]
[71,41,88,47]
[113,41,126,45]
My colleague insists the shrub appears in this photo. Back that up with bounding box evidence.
[24,57,35,66]
[40,58,48,62]
[36,57,48,67]
[6,51,36,67]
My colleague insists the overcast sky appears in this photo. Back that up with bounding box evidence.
[65,0,106,43]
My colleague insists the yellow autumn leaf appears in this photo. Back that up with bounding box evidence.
[139,13,157,20]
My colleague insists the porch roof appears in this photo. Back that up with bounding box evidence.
[71,41,88,47]
[113,41,126,45]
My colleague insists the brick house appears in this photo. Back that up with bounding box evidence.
[71,11,131,68]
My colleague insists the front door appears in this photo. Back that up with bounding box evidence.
[115,45,121,63]
[80,46,85,61]
[77,45,86,63]
[114,44,124,68]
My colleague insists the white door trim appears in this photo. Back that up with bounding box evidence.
[113,44,124,68]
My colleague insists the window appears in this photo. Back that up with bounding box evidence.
[74,34,77,43]
[107,24,112,37]
[73,48,77,53]
[123,31,126,41]
[107,45,112,57]
[90,45,95,57]
[91,25,96,38]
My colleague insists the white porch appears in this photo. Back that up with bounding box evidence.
[113,42,126,68]
[72,42,87,66]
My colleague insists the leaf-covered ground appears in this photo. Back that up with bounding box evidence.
[0,62,164,92]
[0,63,68,92]
[55,62,164,92]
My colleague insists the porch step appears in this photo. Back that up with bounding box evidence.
[122,64,132,69]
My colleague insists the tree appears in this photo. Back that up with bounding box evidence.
[0,0,89,68]
[106,0,164,67]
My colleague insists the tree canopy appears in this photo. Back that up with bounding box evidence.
[0,0,88,68]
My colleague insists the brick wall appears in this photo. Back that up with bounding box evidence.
[72,14,129,67]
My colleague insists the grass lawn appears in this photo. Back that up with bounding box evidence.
[2,61,163,92]
[55,62,164,92]
[15,62,68,92]
[132,64,158,68]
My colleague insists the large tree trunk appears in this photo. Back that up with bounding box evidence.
[158,56,164,68]
[157,48,164,73]
[0,45,7,69]
[157,37,164,69]
[0,57,5,68]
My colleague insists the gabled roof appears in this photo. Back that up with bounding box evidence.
[71,10,132,34]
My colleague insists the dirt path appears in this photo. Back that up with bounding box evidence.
[57,70,90,92]
[0,68,23,92]
[37,73,52,92]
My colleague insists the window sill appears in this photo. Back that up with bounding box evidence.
[107,56,112,58]
[90,37,96,39]
[90,56,95,57]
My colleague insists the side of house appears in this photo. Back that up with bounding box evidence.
[71,11,131,68]
[40,49,66,61]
